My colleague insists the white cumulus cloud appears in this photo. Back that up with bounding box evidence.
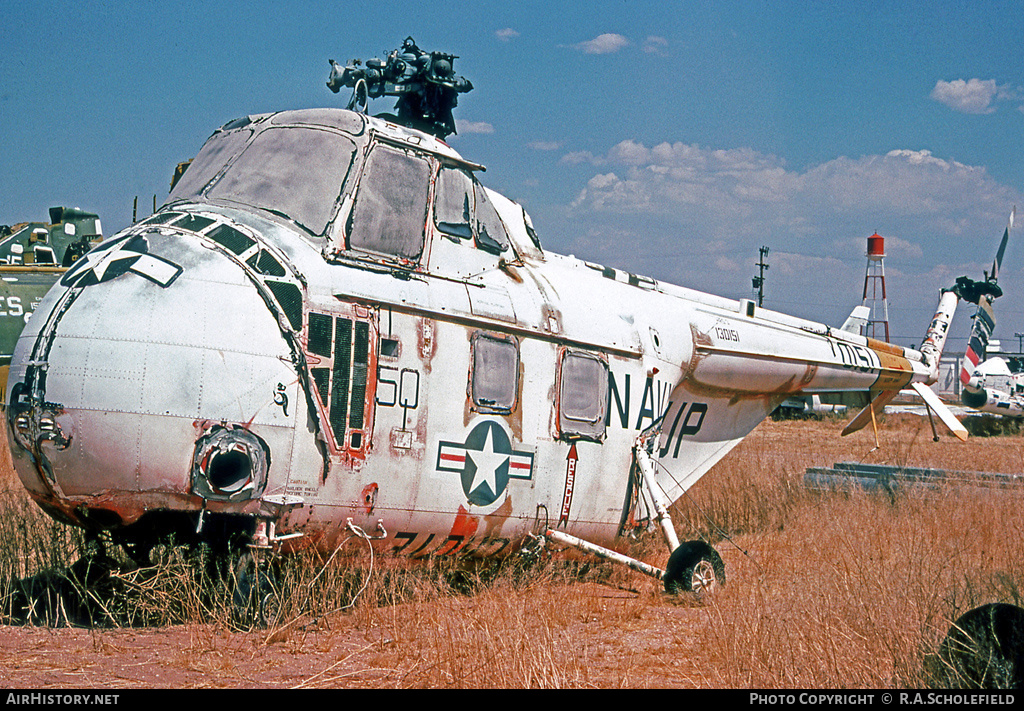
[560,150,605,166]
[930,78,999,114]
[642,36,670,57]
[572,33,630,54]
[549,138,1024,348]
[561,139,1020,290]
[456,120,495,134]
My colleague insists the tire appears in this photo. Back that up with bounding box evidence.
[939,603,1024,689]
[663,540,725,596]
[232,553,280,627]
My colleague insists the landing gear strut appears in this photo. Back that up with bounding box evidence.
[228,505,303,627]
[534,436,726,596]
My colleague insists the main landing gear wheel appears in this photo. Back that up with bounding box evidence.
[231,553,280,628]
[663,540,725,597]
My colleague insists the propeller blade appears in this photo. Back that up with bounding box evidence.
[911,382,968,441]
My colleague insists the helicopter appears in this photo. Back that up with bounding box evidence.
[955,209,1023,418]
[5,39,978,605]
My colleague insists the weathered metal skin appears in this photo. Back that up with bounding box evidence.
[5,107,950,561]
[7,227,304,531]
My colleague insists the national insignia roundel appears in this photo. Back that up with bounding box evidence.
[436,420,534,507]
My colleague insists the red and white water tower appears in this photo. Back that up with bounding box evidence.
[862,232,890,342]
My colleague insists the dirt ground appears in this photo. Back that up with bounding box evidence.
[0,582,712,689]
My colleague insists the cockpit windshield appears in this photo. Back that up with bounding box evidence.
[169,125,357,237]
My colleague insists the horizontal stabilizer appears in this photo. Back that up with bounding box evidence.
[911,382,968,441]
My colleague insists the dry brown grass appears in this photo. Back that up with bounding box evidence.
[1,413,1023,688]
[668,413,1024,687]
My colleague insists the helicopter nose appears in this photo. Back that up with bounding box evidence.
[6,226,302,527]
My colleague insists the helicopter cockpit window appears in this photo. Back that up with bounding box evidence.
[557,351,608,441]
[434,167,474,241]
[168,127,252,202]
[433,166,511,255]
[471,332,519,413]
[207,127,356,236]
[474,184,510,255]
[348,144,431,261]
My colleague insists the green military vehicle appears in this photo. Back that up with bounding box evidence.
[0,206,103,399]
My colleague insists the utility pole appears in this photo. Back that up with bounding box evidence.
[1015,332,1024,352]
[752,246,770,307]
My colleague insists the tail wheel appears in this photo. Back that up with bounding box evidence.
[663,540,725,596]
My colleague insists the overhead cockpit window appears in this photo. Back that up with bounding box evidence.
[171,214,215,233]
[347,144,431,261]
[206,224,255,255]
[246,249,286,277]
[558,351,608,441]
[207,127,356,236]
[145,212,184,226]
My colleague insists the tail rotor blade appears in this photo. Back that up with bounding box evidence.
[991,206,1015,282]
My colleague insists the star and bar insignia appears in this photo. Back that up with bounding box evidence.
[436,420,533,507]
[61,234,183,289]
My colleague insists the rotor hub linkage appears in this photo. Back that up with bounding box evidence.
[951,275,1002,306]
[327,36,473,139]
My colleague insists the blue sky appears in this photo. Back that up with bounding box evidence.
[2,1,1023,351]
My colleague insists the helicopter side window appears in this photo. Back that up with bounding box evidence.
[348,144,431,262]
[433,166,510,255]
[470,332,519,413]
[474,184,510,255]
[557,350,608,441]
[33,245,56,265]
[434,167,474,241]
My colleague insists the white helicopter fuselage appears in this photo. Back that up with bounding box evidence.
[962,368,1024,417]
[5,109,942,561]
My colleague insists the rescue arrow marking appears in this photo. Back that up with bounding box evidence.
[559,442,578,526]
